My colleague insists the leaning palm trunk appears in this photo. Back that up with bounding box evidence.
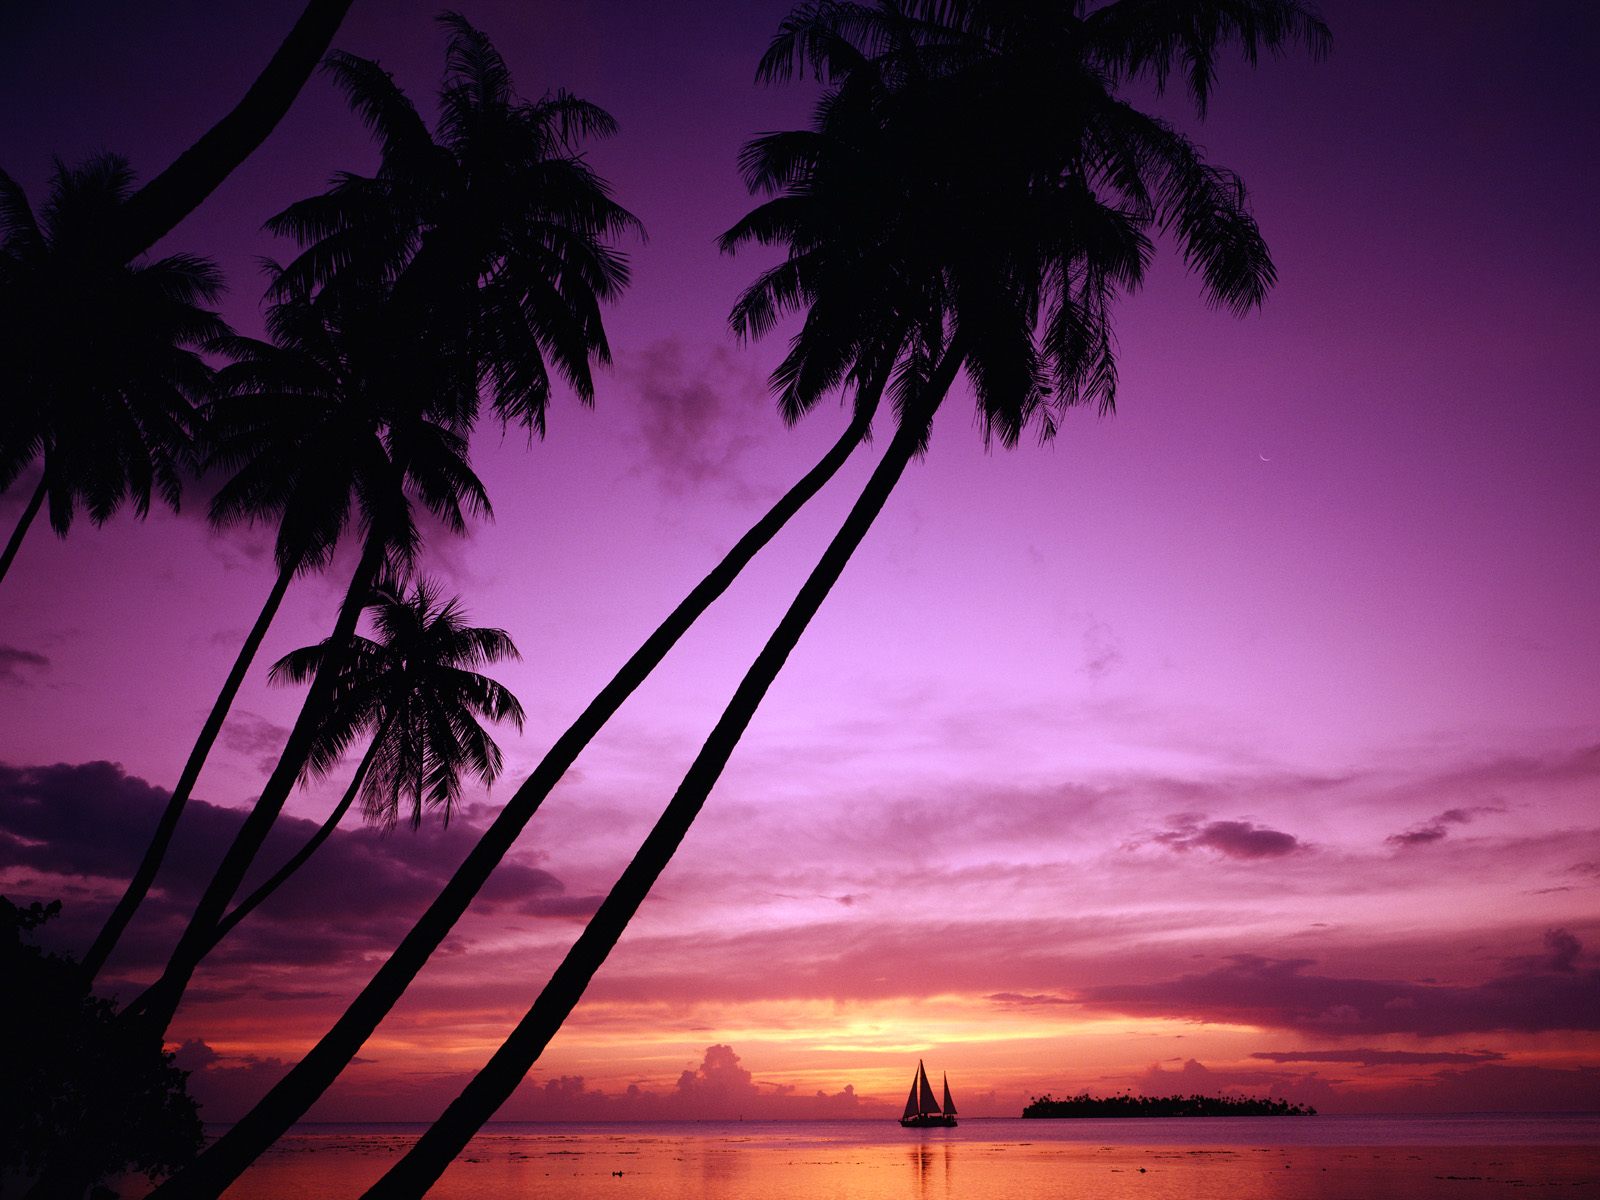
[132,531,387,1034]
[202,725,383,955]
[82,559,297,981]
[148,391,882,1200]
[0,473,47,588]
[110,0,356,261]
[361,353,960,1199]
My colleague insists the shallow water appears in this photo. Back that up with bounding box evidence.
[128,1115,1600,1199]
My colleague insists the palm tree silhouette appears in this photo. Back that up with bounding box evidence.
[108,0,356,261]
[201,576,523,955]
[144,30,969,1200]
[94,15,636,1005]
[84,285,488,983]
[267,12,640,436]
[0,156,226,589]
[126,291,491,1033]
[355,2,1329,1190]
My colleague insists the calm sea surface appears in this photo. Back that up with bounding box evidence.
[130,1115,1600,1199]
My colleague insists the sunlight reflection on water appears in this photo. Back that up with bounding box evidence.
[124,1117,1600,1200]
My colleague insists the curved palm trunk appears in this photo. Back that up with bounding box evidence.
[0,473,48,588]
[81,560,297,981]
[148,395,882,1200]
[132,532,386,1034]
[203,728,382,954]
[112,0,356,261]
[362,356,959,1199]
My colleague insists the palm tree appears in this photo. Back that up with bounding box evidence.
[127,292,492,1035]
[201,576,524,954]
[0,156,226,589]
[356,2,1329,1190]
[92,14,637,997]
[3,0,356,586]
[144,29,971,1200]
[267,12,640,436]
[109,0,357,262]
[81,284,486,982]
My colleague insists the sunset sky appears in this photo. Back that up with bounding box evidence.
[2,1,1597,1122]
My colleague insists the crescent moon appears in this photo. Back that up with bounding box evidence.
[1258,452,1272,462]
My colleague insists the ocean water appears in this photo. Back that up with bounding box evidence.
[127,1114,1600,1199]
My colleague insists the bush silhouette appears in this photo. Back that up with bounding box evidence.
[1,897,202,1196]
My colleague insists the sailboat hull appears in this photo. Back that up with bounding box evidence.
[899,1114,957,1128]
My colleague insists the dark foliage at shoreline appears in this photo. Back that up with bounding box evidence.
[1022,1091,1316,1118]
[0,897,203,1195]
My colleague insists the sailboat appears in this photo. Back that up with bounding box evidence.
[899,1059,957,1127]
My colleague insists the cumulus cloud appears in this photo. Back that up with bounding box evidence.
[1076,931,1600,1036]
[505,1045,869,1121]
[1140,813,1305,860]
[0,643,50,684]
[1386,805,1502,849]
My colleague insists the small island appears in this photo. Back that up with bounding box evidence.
[1022,1092,1316,1118]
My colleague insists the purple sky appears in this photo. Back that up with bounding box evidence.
[2,1,1597,1121]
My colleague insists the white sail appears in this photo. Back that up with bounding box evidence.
[942,1073,957,1116]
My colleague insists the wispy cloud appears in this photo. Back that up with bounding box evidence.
[1076,931,1600,1036]
[1386,805,1503,849]
[1250,1048,1504,1066]
[0,644,50,685]
[627,340,765,500]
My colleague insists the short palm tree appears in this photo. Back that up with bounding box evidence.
[201,577,524,954]
[96,14,636,1006]
[85,280,489,982]
[0,156,226,589]
[355,2,1330,1191]
[126,290,493,1035]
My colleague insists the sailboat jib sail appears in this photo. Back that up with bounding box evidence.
[898,1059,958,1127]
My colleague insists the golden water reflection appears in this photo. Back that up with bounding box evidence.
[123,1127,1599,1200]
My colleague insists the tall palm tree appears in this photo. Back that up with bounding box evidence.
[0,156,226,589]
[145,31,974,1200]
[267,12,640,436]
[92,14,637,997]
[357,2,1329,1190]
[201,577,523,954]
[109,0,357,262]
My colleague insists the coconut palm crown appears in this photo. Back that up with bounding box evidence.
[0,156,228,584]
[264,11,642,438]
[272,576,525,830]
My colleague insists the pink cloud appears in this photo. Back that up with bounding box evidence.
[1386,804,1504,849]
[1250,1048,1504,1066]
[0,760,580,985]
[1076,932,1600,1036]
